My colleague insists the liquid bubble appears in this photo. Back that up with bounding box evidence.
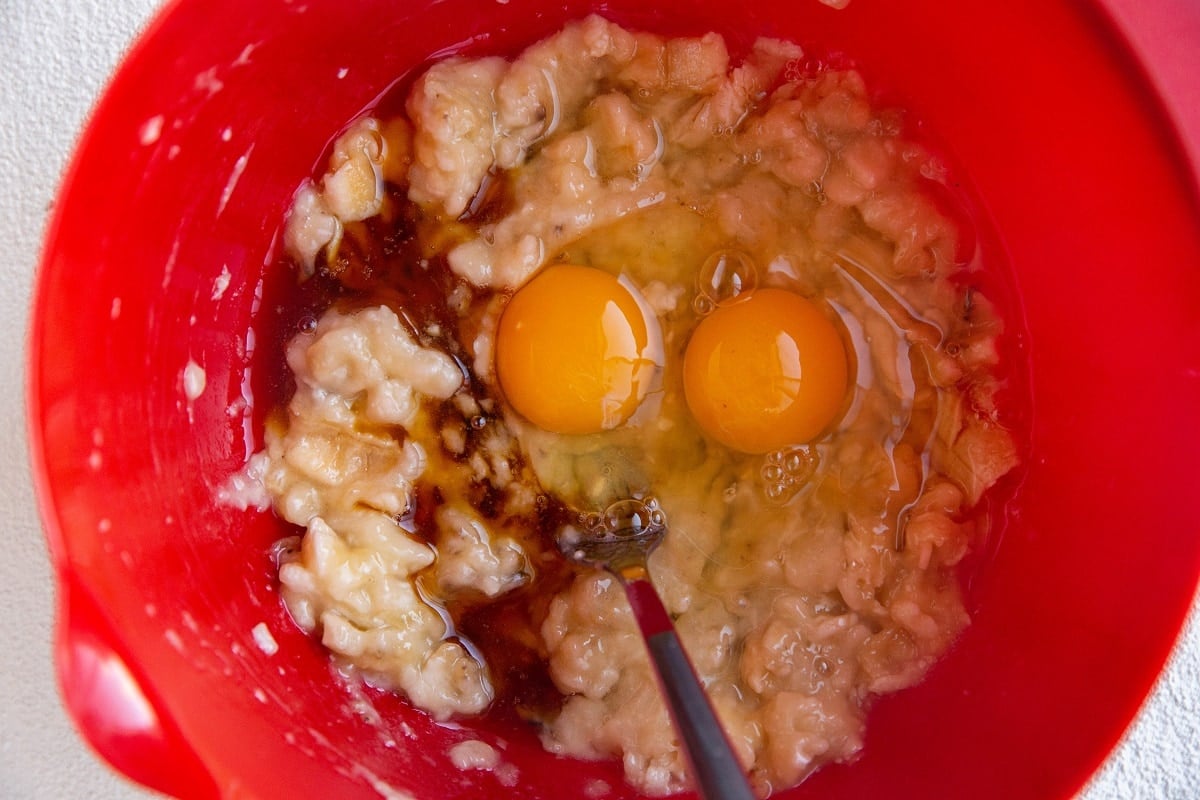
[761,445,820,503]
[581,512,604,534]
[696,250,758,312]
[600,496,665,535]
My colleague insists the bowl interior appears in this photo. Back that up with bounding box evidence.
[29,0,1200,798]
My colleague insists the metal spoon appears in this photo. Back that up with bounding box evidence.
[558,497,756,800]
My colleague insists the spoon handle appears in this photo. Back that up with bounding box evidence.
[622,576,756,800]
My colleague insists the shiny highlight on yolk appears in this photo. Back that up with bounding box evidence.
[496,264,663,435]
[683,288,849,454]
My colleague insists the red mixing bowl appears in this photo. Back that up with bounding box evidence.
[27,0,1200,798]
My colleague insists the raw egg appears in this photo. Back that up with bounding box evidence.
[496,264,663,434]
[683,288,849,454]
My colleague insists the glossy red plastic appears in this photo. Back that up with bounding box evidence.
[27,0,1200,798]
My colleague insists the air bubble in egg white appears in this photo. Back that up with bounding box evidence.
[693,250,758,314]
[761,444,819,503]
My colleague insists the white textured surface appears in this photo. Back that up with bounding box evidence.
[0,2,1196,799]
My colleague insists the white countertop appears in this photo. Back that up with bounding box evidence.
[1,1,1196,798]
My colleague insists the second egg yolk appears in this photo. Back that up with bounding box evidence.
[496,264,663,435]
[683,288,849,454]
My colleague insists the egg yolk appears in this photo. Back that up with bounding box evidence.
[496,264,663,434]
[683,288,849,454]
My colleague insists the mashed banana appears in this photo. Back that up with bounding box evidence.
[254,15,1020,796]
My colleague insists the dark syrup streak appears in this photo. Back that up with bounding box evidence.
[255,164,582,730]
